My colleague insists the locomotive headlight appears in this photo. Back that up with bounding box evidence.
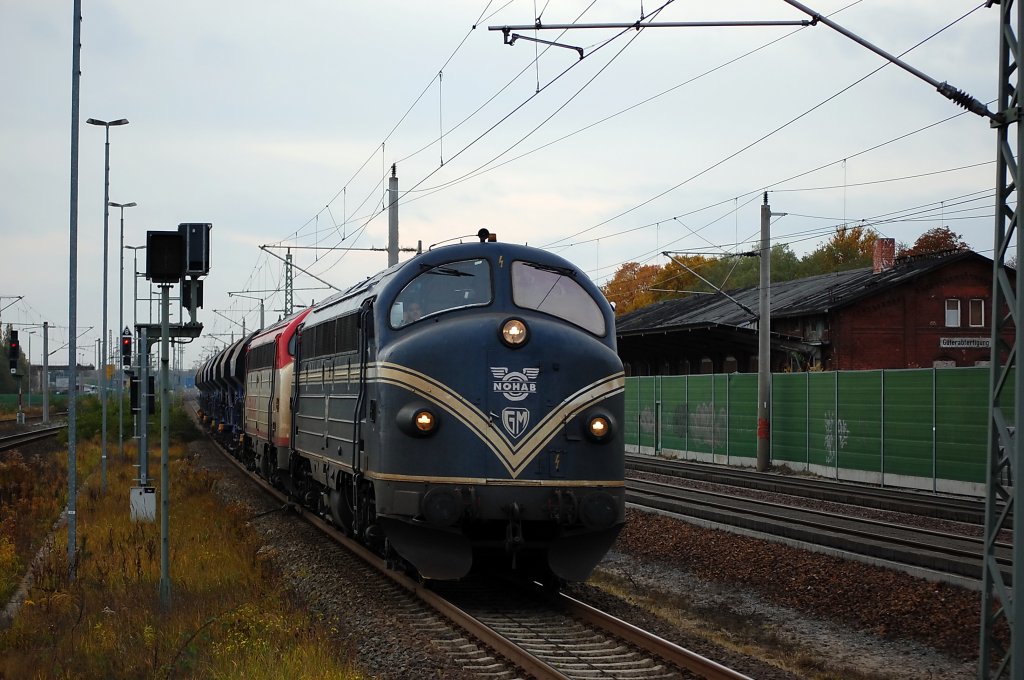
[398,402,440,437]
[414,409,436,433]
[585,414,613,442]
[501,318,528,347]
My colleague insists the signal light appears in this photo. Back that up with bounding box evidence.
[8,330,18,374]
[121,334,132,367]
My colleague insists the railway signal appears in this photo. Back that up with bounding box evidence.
[8,330,18,373]
[121,332,132,367]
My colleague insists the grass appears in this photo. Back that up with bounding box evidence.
[0,394,68,414]
[0,398,364,679]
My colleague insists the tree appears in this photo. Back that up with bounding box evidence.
[799,225,879,276]
[770,243,802,282]
[656,254,716,296]
[601,262,665,315]
[900,226,971,257]
[704,243,803,289]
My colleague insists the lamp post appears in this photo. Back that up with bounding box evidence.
[87,116,128,493]
[110,201,136,464]
[228,292,265,330]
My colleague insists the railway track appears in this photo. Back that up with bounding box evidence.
[626,475,1008,585]
[0,425,63,452]
[0,412,67,426]
[626,454,992,525]
[197,413,753,679]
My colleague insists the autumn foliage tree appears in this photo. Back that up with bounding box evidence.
[601,262,664,315]
[899,226,971,257]
[798,225,879,275]
[600,225,969,317]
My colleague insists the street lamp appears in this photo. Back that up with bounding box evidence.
[110,200,136,464]
[87,116,129,493]
[228,291,265,330]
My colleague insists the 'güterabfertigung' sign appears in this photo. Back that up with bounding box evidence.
[940,337,991,349]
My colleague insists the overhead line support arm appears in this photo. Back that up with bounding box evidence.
[780,0,996,121]
[663,251,756,317]
[258,246,342,293]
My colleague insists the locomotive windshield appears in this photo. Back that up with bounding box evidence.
[512,261,606,335]
[391,258,492,328]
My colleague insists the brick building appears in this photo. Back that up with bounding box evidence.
[615,245,1007,375]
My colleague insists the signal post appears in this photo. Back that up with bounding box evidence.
[8,330,23,424]
[135,222,210,609]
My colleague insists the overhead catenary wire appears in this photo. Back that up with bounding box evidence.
[242,1,992,324]
[587,187,1001,284]
[541,1,988,251]
[297,0,662,282]
[556,160,994,256]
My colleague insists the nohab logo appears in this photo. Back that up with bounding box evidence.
[490,367,539,402]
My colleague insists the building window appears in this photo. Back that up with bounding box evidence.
[969,299,985,328]
[945,299,961,327]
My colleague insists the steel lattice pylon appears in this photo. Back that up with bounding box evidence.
[981,1,1024,677]
[285,248,294,317]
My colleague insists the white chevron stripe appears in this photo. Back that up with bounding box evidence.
[298,359,623,478]
[376,362,624,478]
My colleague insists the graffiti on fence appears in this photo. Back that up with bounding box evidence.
[689,402,728,451]
[640,406,655,436]
[824,410,849,465]
[670,404,687,437]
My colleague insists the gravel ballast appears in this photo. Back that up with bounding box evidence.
[192,435,993,679]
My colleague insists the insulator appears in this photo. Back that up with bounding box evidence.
[937,82,989,118]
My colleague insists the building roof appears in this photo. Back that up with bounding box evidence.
[616,250,986,336]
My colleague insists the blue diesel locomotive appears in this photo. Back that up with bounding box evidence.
[198,232,625,583]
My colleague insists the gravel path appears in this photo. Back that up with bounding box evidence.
[601,507,986,679]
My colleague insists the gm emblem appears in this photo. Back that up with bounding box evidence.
[490,367,539,402]
[501,408,530,439]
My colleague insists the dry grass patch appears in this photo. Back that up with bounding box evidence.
[0,421,363,679]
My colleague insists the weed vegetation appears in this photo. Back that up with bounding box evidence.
[0,396,363,679]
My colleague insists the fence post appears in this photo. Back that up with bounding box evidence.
[880,369,886,488]
[932,367,937,493]
[655,375,662,455]
[684,375,689,460]
[806,371,810,468]
[726,374,731,464]
[835,371,840,480]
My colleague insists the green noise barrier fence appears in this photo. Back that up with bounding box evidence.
[625,366,998,496]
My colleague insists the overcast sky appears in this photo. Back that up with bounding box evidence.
[0,0,1000,370]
